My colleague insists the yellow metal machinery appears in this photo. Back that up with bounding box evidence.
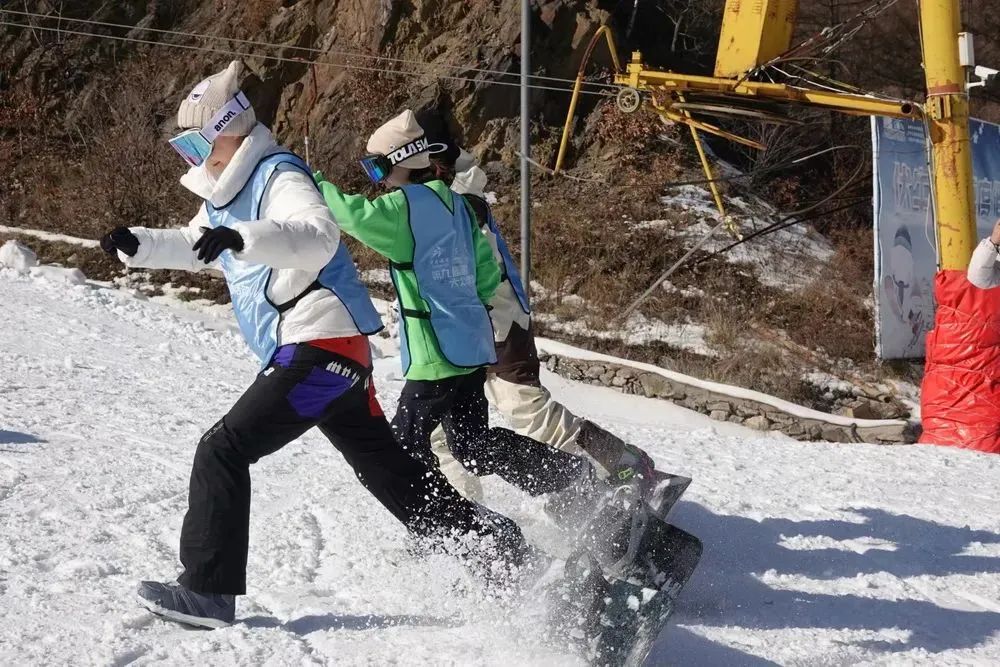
[555,0,975,267]
[554,0,917,221]
[714,0,799,78]
[554,26,621,176]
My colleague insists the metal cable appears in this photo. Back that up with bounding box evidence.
[0,7,623,93]
[0,20,617,97]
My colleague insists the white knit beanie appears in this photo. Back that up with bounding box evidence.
[177,60,256,136]
[366,110,430,169]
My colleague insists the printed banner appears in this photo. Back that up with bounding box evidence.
[872,116,1000,359]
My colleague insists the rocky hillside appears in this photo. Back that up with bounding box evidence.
[0,0,926,418]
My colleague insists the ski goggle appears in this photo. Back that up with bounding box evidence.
[359,154,393,183]
[168,130,213,168]
[359,136,447,183]
[168,91,251,167]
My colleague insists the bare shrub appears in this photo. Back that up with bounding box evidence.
[63,57,189,239]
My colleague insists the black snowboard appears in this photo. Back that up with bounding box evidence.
[549,518,703,666]
[647,471,692,520]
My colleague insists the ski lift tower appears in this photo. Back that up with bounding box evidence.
[557,0,986,450]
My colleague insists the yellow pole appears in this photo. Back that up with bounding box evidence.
[919,0,977,270]
[678,93,727,219]
[555,26,622,174]
[555,77,585,174]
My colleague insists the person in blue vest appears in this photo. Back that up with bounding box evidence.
[314,110,640,511]
[413,109,658,504]
[99,62,529,630]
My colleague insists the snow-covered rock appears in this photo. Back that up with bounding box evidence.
[0,240,38,272]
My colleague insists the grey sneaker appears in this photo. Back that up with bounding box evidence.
[137,581,235,629]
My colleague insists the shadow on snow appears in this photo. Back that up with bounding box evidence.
[650,501,1000,664]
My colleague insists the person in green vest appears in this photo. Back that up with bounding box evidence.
[314,110,616,504]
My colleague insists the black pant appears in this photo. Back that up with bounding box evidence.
[391,367,587,497]
[178,344,526,595]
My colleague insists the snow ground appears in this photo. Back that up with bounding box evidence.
[2,268,1000,666]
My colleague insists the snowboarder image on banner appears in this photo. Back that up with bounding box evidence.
[413,108,690,519]
[880,225,931,354]
[99,60,532,630]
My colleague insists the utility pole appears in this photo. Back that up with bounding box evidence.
[520,0,532,303]
[919,0,977,268]
[914,0,993,451]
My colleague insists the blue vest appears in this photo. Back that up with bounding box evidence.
[483,206,531,315]
[399,183,497,369]
[205,152,383,367]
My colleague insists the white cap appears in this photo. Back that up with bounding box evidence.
[366,110,430,169]
[177,60,256,136]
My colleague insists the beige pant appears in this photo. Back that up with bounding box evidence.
[430,375,587,501]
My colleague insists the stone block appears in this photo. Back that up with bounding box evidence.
[782,422,806,437]
[638,373,673,398]
[858,424,911,443]
[744,415,771,431]
[821,426,852,443]
[616,367,637,380]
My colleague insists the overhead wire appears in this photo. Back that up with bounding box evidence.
[751,0,906,79]
[0,8,622,94]
[0,19,621,97]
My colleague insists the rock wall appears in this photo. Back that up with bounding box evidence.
[540,352,916,445]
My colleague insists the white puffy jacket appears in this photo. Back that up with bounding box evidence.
[968,237,1000,289]
[122,123,363,343]
[451,165,531,343]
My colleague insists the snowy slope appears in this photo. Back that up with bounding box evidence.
[2,268,1000,666]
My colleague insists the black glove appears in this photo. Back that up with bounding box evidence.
[100,226,140,257]
[192,226,244,263]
